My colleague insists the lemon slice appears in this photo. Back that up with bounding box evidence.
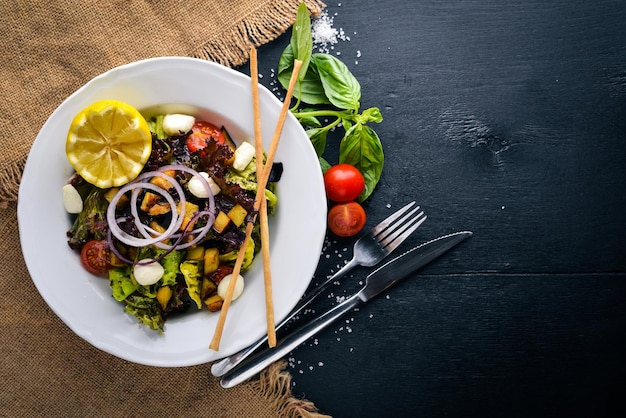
[66,100,152,188]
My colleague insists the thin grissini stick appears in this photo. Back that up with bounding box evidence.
[258,196,275,347]
[209,222,253,351]
[250,48,276,348]
[209,58,303,351]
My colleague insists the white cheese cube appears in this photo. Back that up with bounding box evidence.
[232,141,256,171]
[162,114,196,136]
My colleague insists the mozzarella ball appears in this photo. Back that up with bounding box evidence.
[232,141,256,171]
[133,259,164,286]
[217,273,245,301]
[188,172,221,198]
[162,114,195,136]
[62,184,83,214]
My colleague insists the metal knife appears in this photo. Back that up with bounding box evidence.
[219,230,473,388]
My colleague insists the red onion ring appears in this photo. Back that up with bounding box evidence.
[106,164,216,259]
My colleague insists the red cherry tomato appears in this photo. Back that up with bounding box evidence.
[328,202,367,237]
[323,164,365,202]
[80,240,112,276]
[186,121,225,152]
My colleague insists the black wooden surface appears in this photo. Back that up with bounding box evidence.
[238,1,626,416]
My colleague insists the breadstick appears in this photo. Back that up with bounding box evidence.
[209,57,303,351]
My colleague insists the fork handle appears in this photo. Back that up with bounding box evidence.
[210,257,359,377]
[220,293,363,388]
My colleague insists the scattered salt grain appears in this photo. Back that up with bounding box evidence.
[312,10,348,53]
[318,361,325,367]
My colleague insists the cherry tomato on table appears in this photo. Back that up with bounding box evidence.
[186,121,226,152]
[328,201,367,237]
[323,164,365,202]
[80,240,112,276]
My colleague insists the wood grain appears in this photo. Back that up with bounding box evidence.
[244,0,626,416]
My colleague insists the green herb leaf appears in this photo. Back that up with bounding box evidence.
[320,157,331,173]
[312,53,361,110]
[356,107,383,124]
[339,123,384,202]
[278,45,330,105]
[290,2,312,80]
[341,117,353,131]
[306,127,328,157]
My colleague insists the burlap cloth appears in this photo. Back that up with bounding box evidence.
[0,1,331,416]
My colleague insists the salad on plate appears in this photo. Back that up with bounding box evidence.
[63,100,280,332]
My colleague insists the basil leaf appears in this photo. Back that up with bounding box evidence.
[320,157,331,173]
[341,117,353,131]
[278,45,330,105]
[312,53,361,110]
[356,107,383,124]
[339,123,384,202]
[290,2,312,80]
[306,127,328,157]
[298,115,322,128]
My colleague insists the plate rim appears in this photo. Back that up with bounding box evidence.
[17,56,327,367]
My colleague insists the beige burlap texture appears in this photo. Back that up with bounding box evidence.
[0,1,331,416]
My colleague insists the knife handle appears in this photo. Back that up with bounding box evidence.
[219,293,363,388]
[211,258,359,377]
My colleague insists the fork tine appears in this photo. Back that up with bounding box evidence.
[375,205,421,242]
[380,211,427,253]
[371,201,417,236]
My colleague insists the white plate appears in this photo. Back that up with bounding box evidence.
[17,57,326,367]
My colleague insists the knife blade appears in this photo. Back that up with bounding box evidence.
[219,230,472,388]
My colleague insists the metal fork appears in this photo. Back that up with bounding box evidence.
[210,201,426,376]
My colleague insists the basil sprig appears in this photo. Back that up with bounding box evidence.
[277,2,384,202]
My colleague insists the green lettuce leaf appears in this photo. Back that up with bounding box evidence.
[109,266,138,302]
[123,294,165,332]
[160,250,183,286]
[180,260,202,309]
[219,237,256,271]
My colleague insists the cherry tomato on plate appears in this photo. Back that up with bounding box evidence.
[323,164,365,202]
[327,201,367,237]
[186,121,226,152]
[80,240,112,276]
